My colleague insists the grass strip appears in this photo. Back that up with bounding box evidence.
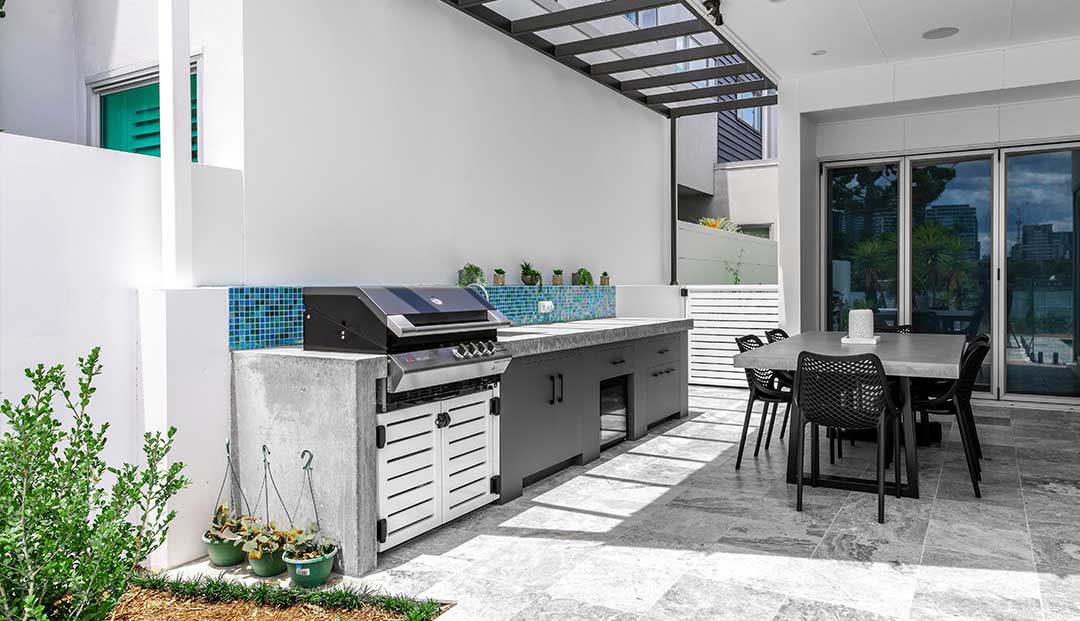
[130,572,444,621]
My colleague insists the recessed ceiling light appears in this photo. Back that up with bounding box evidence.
[811,49,827,56]
[922,26,959,40]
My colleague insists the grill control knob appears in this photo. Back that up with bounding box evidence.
[453,344,468,359]
[469,342,482,357]
[483,341,496,355]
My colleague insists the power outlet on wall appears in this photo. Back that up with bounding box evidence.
[538,300,554,314]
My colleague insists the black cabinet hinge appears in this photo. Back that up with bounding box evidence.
[490,396,501,416]
[376,518,387,544]
[376,425,386,449]
[680,288,688,297]
[490,475,502,495]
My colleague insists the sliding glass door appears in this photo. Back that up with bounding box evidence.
[824,144,1080,401]
[910,155,994,391]
[1003,145,1080,399]
[824,163,900,331]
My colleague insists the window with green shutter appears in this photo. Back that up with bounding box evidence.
[100,73,198,162]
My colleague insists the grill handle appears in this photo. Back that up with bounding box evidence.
[386,310,511,337]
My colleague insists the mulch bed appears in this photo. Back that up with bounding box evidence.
[108,587,418,621]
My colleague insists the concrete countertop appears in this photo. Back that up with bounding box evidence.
[497,317,693,358]
[231,317,692,371]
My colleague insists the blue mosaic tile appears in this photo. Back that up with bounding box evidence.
[486,285,616,326]
[228,287,304,350]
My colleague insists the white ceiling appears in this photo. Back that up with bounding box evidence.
[720,0,1080,79]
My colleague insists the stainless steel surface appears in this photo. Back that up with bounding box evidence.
[386,310,511,337]
[387,342,512,393]
[733,331,965,379]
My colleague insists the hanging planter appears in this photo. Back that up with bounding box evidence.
[204,441,251,567]
[283,450,340,588]
[238,445,300,578]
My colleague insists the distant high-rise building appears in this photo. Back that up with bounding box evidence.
[925,204,980,260]
[1014,223,1073,261]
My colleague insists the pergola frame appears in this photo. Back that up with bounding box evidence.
[440,0,778,285]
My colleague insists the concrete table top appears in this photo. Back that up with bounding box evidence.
[733,331,965,379]
[497,317,693,358]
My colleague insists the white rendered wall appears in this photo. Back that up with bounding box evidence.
[241,0,669,287]
[677,222,778,285]
[0,133,242,466]
[616,285,685,319]
[0,0,78,142]
[678,113,718,195]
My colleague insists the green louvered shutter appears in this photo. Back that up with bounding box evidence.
[100,73,198,162]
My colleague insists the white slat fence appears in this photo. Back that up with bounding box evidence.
[685,285,780,387]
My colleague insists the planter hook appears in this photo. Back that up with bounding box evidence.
[301,449,314,471]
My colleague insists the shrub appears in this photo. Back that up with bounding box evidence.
[0,348,189,620]
[698,216,741,233]
[457,263,485,287]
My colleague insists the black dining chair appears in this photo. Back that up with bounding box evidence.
[878,324,913,334]
[911,335,991,498]
[734,334,792,470]
[764,328,793,441]
[793,351,902,523]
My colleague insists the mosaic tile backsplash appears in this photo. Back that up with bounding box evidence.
[228,287,304,350]
[227,285,616,349]
[486,285,616,326]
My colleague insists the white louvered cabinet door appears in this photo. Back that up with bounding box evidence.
[375,402,441,552]
[440,388,499,523]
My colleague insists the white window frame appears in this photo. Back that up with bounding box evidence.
[85,53,203,158]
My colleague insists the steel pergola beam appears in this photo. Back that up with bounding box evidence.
[646,78,771,106]
[620,64,755,91]
[668,94,777,118]
[589,43,729,76]
[511,0,679,35]
[554,20,708,58]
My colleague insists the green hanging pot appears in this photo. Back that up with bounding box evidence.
[247,548,287,577]
[203,533,245,567]
[284,547,337,588]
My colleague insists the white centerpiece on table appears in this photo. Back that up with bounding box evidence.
[841,309,881,345]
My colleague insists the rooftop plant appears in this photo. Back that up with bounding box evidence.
[698,216,741,233]
[0,347,189,620]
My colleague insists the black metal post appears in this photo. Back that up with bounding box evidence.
[670,115,678,286]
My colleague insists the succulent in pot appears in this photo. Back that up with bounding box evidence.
[493,267,506,286]
[520,261,542,287]
[600,271,611,286]
[552,269,564,286]
[572,268,594,287]
[283,523,339,588]
[458,262,485,287]
[202,504,245,567]
[239,516,300,577]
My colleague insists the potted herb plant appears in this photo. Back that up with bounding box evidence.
[600,271,610,286]
[239,516,299,577]
[572,268,593,286]
[203,504,245,567]
[493,268,506,286]
[520,261,542,286]
[458,263,485,287]
[283,524,339,588]
[552,269,564,286]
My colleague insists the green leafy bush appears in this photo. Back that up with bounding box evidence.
[0,348,189,620]
[283,523,337,561]
[206,504,241,542]
[574,268,594,287]
[457,263,485,287]
[239,517,297,560]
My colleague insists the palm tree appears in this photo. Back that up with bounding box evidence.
[912,222,975,308]
[852,234,897,311]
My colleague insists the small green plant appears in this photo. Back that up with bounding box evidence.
[0,348,189,620]
[602,271,609,277]
[724,249,746,285]
[206,504,242,542]
[520,260,542,286]
[574,268,594,286]
[239,516,298,560]
[494,267,505,275]
[553,269,563,275]
[457,262,485,287]
[284,523,337,561]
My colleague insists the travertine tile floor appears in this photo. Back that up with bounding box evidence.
[184,386,1080,619]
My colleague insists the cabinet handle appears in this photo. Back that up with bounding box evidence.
[549,375,556,405]
[612,359,626,366]
[658,348,670,355]
[436,412,451,428]
[557,373,564,403]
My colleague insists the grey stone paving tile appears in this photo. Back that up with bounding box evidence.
[352,553,471,597]
[927,497,1028,531]
[647,574,785,621]
[1038,569,1080,621]
[772,597,898,620]
[545,546,697,614]
[419,573,540,620]
[911,564,1042,621]
[509,594,655,621]
[1016,445,1080,465]
[922,520,1034,567]
[1028,519,1080,572]
[814,493,931,564]
[584,451,704,487]
[1021,489,1080,523]
[617,502,734,550]
[467,535,601,590]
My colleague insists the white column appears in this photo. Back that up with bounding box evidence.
[158,0,193,287]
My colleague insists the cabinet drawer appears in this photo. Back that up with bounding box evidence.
[592,344,634,378]
[645,362,681,427]
[639,334,681,368]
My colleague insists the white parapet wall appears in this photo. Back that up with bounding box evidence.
[677,221,778,286]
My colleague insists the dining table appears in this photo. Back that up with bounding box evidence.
[733,331,966,499]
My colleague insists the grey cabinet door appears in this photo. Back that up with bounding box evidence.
[645,362,681,428]
[499,352,584,502]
